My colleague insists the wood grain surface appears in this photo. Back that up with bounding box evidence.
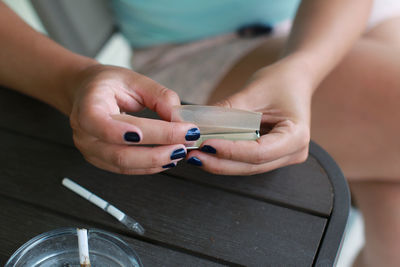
[0,86,338,266]
[0,195,223,267]
[0,87,333,215]
[0,129,327,266]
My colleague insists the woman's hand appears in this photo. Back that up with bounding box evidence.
[187,57,313,175]
[68,64,200,175]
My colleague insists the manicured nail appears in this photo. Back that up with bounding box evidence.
[170,148,186,160]
[124,132,140,142]
[185,128,200,141]
[187,157,202,166]
[162,162,176,169]
[200,145,216,154]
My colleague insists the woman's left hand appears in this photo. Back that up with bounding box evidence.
[187,56,313,175]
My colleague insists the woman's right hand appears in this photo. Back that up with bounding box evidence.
[67,64,200,174]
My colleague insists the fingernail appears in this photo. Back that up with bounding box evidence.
[162,162,176,169]
[200,145,216,154]
[187,156,202,166]
[124,132,140,142]
[170,148,186,160]
[185,128,200,141]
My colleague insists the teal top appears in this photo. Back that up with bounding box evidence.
[110,0,300,48]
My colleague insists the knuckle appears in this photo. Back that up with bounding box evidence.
[99,127,114,142]
[223,143,234,161]
[248,141,268,164]
[292,149,309,165]
[165,124,175,144]
[111,150,128,169]
[301,146,310,161]
[69,106,82,130]
[149,152,162,167]
[215,99,233,109]
[69,116,79,131]
[76,112,88,133]
[72,133,83,151]
[159,87,178,103]
[71,131,90,154]
[300,135,310,148]
[253,148,267,164]
[298,127,311,146]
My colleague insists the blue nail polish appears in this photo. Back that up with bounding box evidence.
[162,163,176,169]
[187,157,202,166]
[170,148,186,160]
[185,128,200,141]
[200,145,216,154]
[124,132,140,142]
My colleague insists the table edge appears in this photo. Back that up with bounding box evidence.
[309,141,350,267]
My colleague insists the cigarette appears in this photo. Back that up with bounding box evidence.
[77,228,91,267]
[63,178,145,235]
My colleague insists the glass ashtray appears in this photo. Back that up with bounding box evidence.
[5,227,143,267]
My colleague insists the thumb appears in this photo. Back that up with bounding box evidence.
[213,91,254,111]
[135,76,181,121]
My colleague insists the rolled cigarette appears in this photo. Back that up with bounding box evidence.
[77,228,91,267]
[63,178,145,235]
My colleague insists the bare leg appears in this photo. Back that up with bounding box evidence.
[207,37,284,104]
[350,181,400,267]
[208,17,400,266]
[209,18,400,179]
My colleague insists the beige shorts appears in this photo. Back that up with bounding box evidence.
[131,0,400,104]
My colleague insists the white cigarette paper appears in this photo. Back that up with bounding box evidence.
[62,178,145,235]
[77,228,90,266]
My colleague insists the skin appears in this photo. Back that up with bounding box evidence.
[206,8,400,267]
[2,1,399,265]
[189,0,373,175]
[0,0,372,175]
[0,2,200,174]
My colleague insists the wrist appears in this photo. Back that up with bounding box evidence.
[56,57,98,115]
[281,51,324,94]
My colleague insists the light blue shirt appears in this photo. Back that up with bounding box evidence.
[111,0,300,48]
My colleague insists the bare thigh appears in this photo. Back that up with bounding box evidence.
[209,18,400,266]
[350,181,400,267]
[312,18,400,181]
[209,17,400,181]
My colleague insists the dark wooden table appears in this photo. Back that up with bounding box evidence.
[0,87,349,266]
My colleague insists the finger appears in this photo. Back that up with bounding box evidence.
[78,136,187,170]
[86,156,169,175]
[213,89,259,111]
[187,150,305,176]
[71,95,145,144]
[199,121,309,164]
[133,76,181,121]
[73,96,199,145]
[111,113,200,144]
